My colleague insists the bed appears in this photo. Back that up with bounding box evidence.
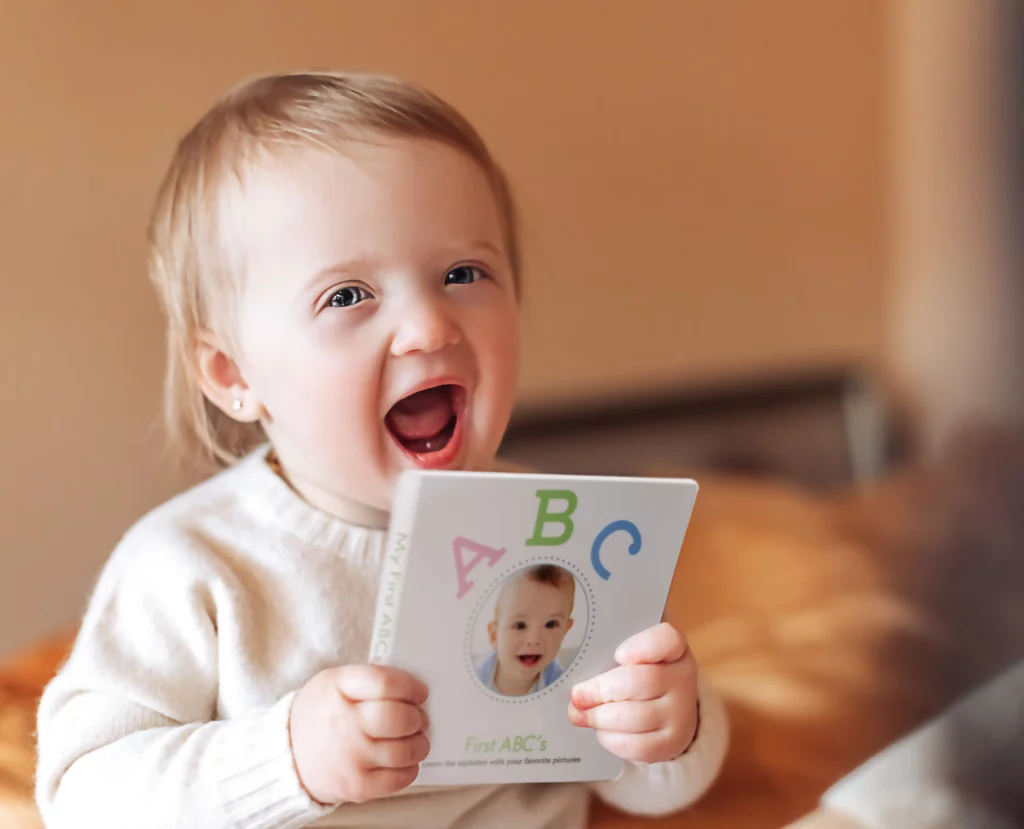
[3,425,1022,828]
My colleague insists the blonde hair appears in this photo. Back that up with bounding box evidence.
[147,72,520,469]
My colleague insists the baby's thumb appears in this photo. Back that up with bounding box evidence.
[614,622,688,665]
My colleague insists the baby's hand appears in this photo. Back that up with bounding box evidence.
[568,622,697,763]
[289,665,430,805]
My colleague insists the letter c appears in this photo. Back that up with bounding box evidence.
[591,520,642,581]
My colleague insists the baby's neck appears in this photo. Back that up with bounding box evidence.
[265,450,390,530]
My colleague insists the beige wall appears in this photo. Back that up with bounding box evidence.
[888,0,1024,454]
[0,1,889,657]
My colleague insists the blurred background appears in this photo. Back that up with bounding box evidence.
[1,2,1022,825]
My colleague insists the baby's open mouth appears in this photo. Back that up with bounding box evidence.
[517,654,541,667]
[385,384,465,460]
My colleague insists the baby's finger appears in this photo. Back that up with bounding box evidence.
[568,699,664,733]
[595,728,678,764]
[357,700,428,739]
[614,622,688,666]
[367,733,431,770]
[571,664,667,710]
[351,766,420,802]
[336,665,429,704]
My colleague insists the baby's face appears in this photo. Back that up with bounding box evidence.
[488,579,574,684]
[227,138,519,512]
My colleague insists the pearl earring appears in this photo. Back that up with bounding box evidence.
[232,398,243,412]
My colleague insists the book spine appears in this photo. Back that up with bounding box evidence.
[367,473,420,665]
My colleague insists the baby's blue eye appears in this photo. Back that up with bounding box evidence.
[445,265,485,286]
[327,286,371,308]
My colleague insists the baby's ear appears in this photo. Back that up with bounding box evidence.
[487,620,498,649]
[194,328,260,423]
[566,618,575,631]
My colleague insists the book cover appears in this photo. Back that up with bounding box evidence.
[368,470,698,785]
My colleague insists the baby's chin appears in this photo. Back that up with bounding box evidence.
[457,443,498,473]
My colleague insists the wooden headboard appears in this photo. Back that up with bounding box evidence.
[500,367,895,490]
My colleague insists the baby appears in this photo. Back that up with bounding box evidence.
[477,564,576,696]
[35,72,727,828]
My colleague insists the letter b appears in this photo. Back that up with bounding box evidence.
[526,489,577,546]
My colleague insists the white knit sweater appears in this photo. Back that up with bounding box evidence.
[35,450,728,829]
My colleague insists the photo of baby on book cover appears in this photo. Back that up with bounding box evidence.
[368,470,698,785]
[472,563,584,697]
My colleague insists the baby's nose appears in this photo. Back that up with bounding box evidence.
[390,300,462,356]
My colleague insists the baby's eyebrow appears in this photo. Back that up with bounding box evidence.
[303,255,378,296]
[466,240,506,258]
[437,239,506,260]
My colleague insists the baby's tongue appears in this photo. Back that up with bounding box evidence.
[386,387,453,441]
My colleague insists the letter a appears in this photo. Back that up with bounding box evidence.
[453,537,506,598]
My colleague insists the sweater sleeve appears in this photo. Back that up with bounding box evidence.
[588,674,729,816]
[35,528,332,829]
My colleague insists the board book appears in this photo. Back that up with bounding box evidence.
[368,470,698,785]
